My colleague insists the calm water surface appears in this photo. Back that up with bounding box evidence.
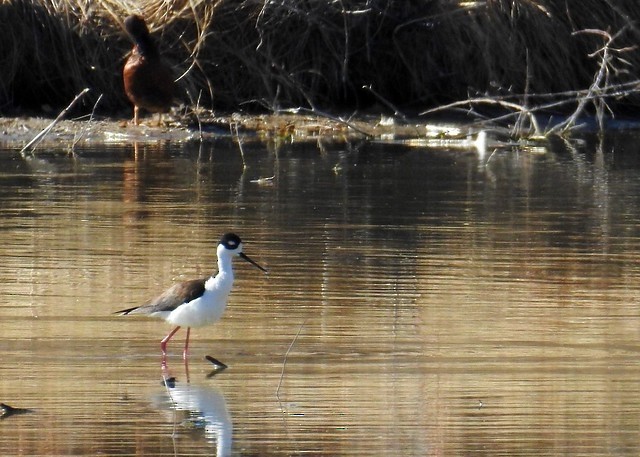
[1,134,640,456]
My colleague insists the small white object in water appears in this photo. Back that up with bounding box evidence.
[474,130,487,158]
[379,116,395,126]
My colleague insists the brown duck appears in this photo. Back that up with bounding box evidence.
[122,15,176,125]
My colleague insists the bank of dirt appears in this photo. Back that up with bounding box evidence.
[1,112,484,152]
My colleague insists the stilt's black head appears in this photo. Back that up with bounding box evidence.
[219,233,242,251]
[218,233,267,273]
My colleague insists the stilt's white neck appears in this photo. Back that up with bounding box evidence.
[204,251,235,292]
[217,254,235,279]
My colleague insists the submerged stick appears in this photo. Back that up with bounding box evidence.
[276,320,306,403]
[230,122,247,170]
[0,403,33,419]
[20,88,90,156]
[205,355,228,378]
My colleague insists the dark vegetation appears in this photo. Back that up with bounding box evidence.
[2,0,640,137]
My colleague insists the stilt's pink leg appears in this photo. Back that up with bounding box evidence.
[161,326,181,355]
[183,327,191,360]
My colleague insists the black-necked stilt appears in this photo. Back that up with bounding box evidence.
[116,233,267,362]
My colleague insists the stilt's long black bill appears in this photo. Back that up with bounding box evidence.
[239,252,268,273]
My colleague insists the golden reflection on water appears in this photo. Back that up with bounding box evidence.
[1,138,640,455]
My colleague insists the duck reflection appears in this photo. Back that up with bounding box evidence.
[151,380,232,456]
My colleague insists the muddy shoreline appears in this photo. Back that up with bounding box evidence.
[5,111,634,154]
[0,112,477,150]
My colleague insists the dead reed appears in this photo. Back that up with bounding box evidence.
[2,0,640,132]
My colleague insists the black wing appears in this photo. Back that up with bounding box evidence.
[115,278,206,315]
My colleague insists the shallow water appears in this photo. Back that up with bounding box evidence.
[1,134,640,456]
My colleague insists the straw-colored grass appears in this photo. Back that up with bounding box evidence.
[2,0,640,127]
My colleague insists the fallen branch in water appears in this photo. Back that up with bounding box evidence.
[548,28,634,135]
[422,97,544,137]
[421,27,640,139]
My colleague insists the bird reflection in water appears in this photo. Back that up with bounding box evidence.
[151,380,232,456]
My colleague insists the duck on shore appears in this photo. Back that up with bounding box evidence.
[122,15,176,126]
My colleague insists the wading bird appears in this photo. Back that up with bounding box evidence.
[115,233,267,365]
[122,14,176,125]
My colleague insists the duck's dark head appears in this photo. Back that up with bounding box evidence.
[124,15,149,39]
[124,15,156,55]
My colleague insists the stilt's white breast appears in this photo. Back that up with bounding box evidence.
[166,274,233,327]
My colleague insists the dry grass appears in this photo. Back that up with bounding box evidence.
[2,0,640,132]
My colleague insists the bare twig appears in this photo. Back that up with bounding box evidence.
[70,92,103,152]
[422,75,640,138]
[230,122,247,169]
[186,89,204,142]
[20,88,90,156]
[422,97,542,136]
[276,320,306,404]
[548,28,627,135]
